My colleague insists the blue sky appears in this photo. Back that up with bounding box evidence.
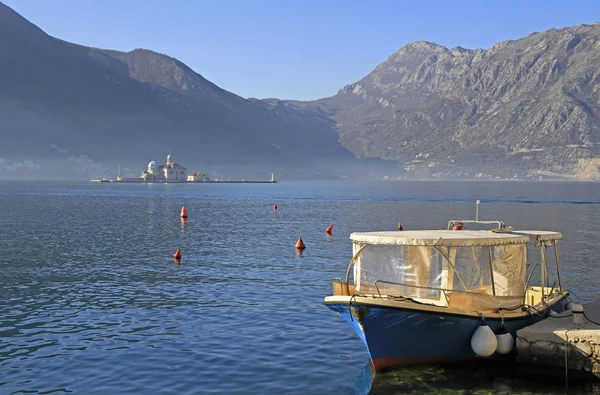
[4,0,600,100]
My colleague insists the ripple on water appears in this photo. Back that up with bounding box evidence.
[1,181,600,393]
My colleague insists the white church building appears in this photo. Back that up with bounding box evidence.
[140,152,187,182]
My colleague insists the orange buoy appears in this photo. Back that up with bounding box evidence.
[174,248,182,260]
[180,206,188,218]
[397,223,403,231]
[295,236,306,250]
[273,204,278,211]
[453,221,464,231]
[326,225,333,235]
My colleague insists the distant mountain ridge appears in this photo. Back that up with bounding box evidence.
[2,0,600,179]
[299,24,600,178]
[0,1,359,180]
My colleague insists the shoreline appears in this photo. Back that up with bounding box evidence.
[91,179,277,184]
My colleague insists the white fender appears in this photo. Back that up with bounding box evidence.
[495,325,514,355]
[471,322,497,357]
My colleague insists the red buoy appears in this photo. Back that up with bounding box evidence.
[295,236,306,250]
[180,206,188,218]
[273,204,278,211]
[326,225,333,235]
[453,221,464,231]
[174,248,182,260]
[397,223,403,231]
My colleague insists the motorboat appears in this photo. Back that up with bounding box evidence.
[324,212,569,372]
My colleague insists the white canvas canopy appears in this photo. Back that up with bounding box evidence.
[350,230,531,310]
[350,230,530,247]
[511,230,562,242]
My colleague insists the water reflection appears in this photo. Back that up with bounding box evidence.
[352,362,374,394]
[367,360,600,394]
[2,181,600,394]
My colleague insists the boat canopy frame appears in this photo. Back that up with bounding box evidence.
[514,230,563,302]
[343,229,563,310]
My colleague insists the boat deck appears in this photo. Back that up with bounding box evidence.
[327,281,566,318]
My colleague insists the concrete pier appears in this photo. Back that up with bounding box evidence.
[517,301,600,381]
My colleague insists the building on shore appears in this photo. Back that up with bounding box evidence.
[111,152,276,183]
[116,152,187,182]
[187,172,211,182]
[140,152,186,182]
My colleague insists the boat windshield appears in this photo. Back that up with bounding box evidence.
[350,231,529,310]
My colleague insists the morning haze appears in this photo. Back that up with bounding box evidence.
[1,0,600,180]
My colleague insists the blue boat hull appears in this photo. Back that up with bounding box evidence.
[327,297,567,372]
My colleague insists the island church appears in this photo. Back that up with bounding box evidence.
[141,152,187,181]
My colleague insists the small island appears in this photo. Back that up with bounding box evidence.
[90,152,277,183]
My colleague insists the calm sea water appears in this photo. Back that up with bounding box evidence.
[1,180,600,394]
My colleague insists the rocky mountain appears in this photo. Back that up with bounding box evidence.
[0,1,366,180]
[292,24,600,178]
[3,0,600,180]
